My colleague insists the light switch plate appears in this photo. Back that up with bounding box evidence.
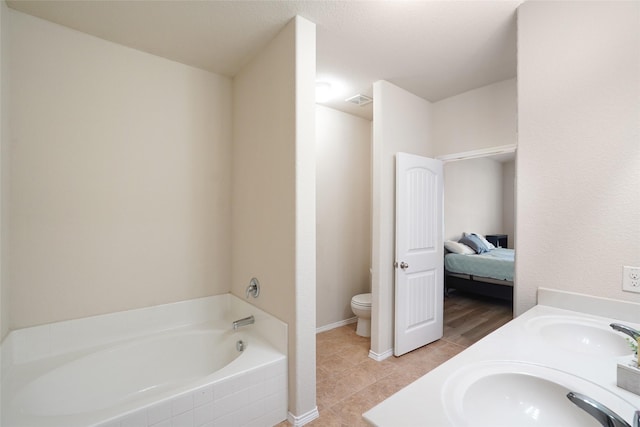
[622,266,640,293]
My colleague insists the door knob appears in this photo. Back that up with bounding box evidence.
[400,262,409,270]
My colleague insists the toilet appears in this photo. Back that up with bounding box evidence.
[350,293,372,337]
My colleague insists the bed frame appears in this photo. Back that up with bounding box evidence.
[444,271,513,302]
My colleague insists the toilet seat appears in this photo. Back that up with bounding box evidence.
[351,293,371,307]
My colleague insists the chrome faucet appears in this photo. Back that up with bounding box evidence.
[246,277,260,299]
[232,315,255,331]
[610,323,640,341]
[567,392,639,427]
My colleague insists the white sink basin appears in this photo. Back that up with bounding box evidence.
[442,361,637,427]
[526,315,631,356]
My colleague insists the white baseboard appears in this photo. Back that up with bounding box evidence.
[316,317,357,334]
[288,406,319,426]
[368,348,393,361]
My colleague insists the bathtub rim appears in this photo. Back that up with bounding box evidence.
[1,292,287,369]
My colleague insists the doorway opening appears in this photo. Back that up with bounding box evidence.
[438,145,516,338]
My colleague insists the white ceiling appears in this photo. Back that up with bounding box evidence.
[7,0,523,120]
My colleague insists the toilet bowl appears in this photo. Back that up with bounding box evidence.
[351,293,372,337]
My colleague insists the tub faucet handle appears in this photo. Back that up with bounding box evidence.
[246,277,260,299]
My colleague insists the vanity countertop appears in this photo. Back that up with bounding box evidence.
[363,290,640,426]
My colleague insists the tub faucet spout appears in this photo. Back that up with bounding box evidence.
[232,315,255,331]
[610,323,640,341]
[567,392,635,427]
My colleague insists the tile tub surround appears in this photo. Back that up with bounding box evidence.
[364,290,640,426]
[1,294,288,427]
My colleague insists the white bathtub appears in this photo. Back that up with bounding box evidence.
[1,294,288,427]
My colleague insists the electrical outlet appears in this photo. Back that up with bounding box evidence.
[622,266,640,293]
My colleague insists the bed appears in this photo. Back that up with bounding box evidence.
[444,247,514,301]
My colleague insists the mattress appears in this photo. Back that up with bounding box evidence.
[444,248,514,281]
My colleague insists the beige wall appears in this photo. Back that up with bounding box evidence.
[316,105,372,329]
[8,10,233,329]
[432,78,516,157]
[0,5,6,418]
[444,158,504,242]
[231,16,317,419]
[516,1,640,315]
[0,0,9,341]
[371,80,433,358]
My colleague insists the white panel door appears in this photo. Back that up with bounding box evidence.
[394,152,443,356]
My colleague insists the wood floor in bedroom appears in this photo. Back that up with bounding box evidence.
[275,291,513,427]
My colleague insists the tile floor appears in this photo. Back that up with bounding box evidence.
[276,291,512,426]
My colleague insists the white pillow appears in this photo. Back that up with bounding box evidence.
[464,232,496,250]
[444,240,475,255]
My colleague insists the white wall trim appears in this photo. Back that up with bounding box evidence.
[316,317,357,334]
[368,348,393,361]
[287,406,319,426]
[436,144,516,163]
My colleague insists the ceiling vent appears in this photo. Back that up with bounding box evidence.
[345,94,373,106]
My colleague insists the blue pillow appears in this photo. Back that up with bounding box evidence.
[458,234,489,254]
